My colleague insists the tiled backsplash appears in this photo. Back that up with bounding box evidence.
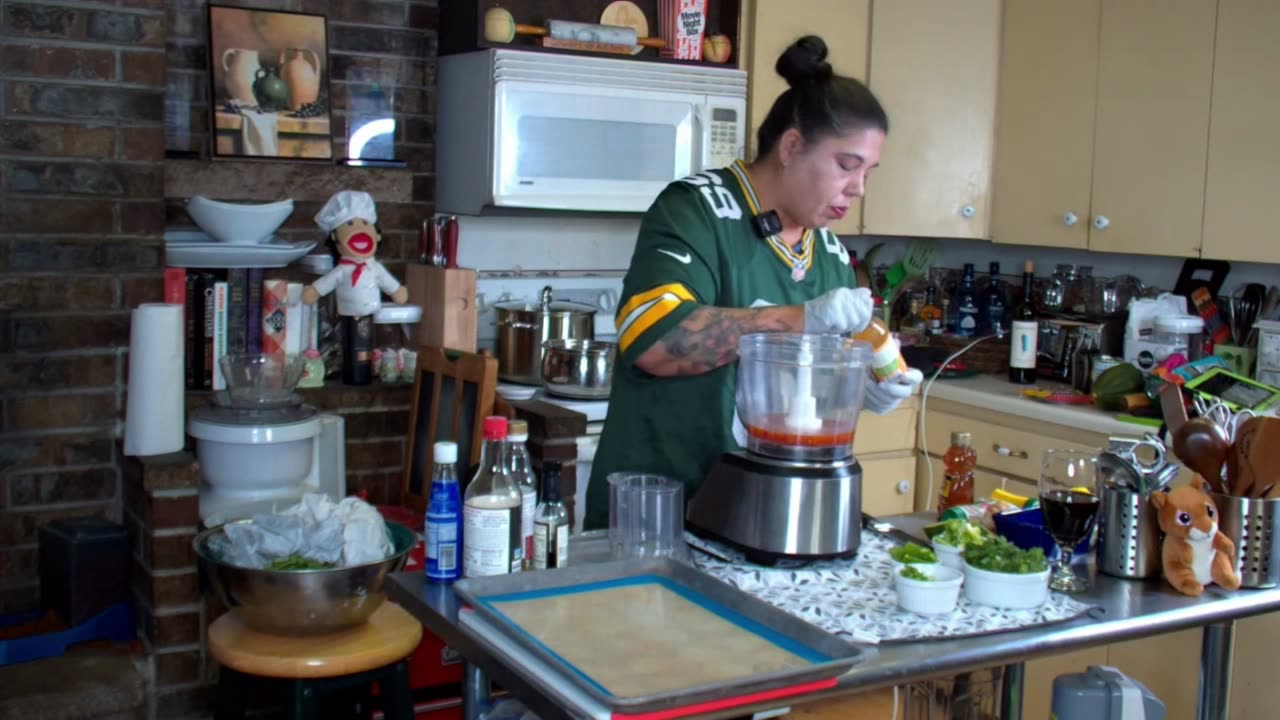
[457,214,1278,293]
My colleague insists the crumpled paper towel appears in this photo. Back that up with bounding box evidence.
[216,493,393,569]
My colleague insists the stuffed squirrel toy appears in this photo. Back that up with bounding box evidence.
[1151,485,1241,596]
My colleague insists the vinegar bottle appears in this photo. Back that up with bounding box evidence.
[506,419,537,570]
[462,416,523,577]
[938,431,977,516]
[853,317,909,382]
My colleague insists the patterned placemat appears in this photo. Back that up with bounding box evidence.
[686,530,1093,645]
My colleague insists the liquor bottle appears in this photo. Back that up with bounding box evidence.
[921,285,943,336]
[1009,260,1039,385]
[424,441,462,583]
[533,461,571,570]
[506,419,537,570]
[938,432,977,516]
[899,297,927,346]
[462,416,523,577]
[953,264,980,337]
[981,262,1008,335]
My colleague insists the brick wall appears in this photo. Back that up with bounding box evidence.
[2,0,437,715]
[0,0,169,615]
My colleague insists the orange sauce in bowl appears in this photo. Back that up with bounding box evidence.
[746,415,856,448]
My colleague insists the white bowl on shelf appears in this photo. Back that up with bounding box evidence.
[185,195,294,245]
[962,561,1051,609]
[931,541,965,570]
[894,565,963,615]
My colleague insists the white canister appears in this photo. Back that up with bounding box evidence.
[1153,314,1205,362]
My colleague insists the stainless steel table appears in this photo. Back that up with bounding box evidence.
[389,517,1280,720]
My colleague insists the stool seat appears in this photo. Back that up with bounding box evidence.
[209,602,423,680]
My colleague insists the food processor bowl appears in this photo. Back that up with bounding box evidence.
[736,333,871,461]
[220,353,306,407]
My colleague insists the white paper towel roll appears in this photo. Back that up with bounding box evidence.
[124,303,185,456]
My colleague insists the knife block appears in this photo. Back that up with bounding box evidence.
[405,265,477,352]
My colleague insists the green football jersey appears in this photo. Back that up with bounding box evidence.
[584,161,856,530]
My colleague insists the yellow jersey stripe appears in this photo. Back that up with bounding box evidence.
[617,283,695,326]
[619,296,684,352]
[728,161,760,215]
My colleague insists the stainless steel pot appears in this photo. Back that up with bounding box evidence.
[541,339,615,399]
[495,286,596,384]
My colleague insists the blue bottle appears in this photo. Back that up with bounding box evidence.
[954,263,981,337]
[425,441,462,582]
[981,261,1008,335]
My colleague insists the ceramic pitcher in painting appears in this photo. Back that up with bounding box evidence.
[279,48,321,111]
[221,48,262,106]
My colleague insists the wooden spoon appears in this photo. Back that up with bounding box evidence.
[1172,417,1230,495]
[1160,384,1188,437]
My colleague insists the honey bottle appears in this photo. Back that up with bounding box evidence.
[938,431,977,516]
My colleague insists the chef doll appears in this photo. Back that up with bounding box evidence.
[304,190,408,385]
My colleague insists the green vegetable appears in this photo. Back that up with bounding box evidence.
[900,566,933,582]
[1092,363,1145,409]
[964,538,1048,574]
[267,555,335,571]
[889,542,938,564]
[933,519,993,549]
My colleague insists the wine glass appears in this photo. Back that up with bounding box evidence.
[1038,449,1101,592]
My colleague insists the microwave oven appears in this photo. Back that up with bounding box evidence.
[436,49,748,215]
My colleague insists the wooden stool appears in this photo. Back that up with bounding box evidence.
[208,602,424,720]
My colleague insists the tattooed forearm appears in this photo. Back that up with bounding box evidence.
[633,305,804,377]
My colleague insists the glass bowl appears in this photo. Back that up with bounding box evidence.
[219,354,306,407]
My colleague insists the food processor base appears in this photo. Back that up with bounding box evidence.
[686,451,862,562]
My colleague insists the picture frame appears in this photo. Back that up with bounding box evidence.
[207,4,333,160]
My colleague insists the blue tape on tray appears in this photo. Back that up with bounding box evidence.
[475,574,832,698]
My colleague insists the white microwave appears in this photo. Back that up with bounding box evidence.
[436,49,748,215]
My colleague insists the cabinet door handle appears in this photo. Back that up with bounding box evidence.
[1063,211,1078,227]
[896,480,911,495]
[960,205,976,218]
[1093,214,1111,230]
[993,444,1029,459]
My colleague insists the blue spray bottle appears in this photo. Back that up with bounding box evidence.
[425,441,462,582]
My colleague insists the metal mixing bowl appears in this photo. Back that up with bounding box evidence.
[194,519,415,635]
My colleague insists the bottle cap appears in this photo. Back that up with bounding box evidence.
[951,431,972,448]
[507,419,529,441]
[483,415,508,440]
[433,441,458,464]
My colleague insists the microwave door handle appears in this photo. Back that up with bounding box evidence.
[692,104,707,173]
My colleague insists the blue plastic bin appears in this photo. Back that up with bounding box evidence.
[0,601,134,666]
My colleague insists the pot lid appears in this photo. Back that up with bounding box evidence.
[495,285,597,315]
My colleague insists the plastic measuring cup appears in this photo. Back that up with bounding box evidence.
[607,473,688,561]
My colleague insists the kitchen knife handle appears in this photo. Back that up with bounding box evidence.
[443,216,459,269]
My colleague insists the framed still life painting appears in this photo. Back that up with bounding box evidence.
[207,4,333,160]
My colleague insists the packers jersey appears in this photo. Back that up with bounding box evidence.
[584,161,856,530]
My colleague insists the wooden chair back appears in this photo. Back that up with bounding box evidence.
[400,347,508,512]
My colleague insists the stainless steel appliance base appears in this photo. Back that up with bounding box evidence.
[687,451,862,565]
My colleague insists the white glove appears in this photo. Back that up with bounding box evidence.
[803,287,874,335]
[863,368,923,415]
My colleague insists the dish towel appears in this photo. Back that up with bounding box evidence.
[240,109,279,156]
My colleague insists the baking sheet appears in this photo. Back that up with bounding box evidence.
[455,558,866,713]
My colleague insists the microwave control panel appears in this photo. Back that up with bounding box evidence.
[709,106,743,167]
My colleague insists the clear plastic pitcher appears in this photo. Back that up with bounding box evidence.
[736,333,871,461]
[607,473,688,561]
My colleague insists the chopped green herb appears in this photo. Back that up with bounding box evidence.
[889,542,938,564]
[900,566,933,582]
[964,538,1048,574]
[266,555,335,571]
[933,519,993,549]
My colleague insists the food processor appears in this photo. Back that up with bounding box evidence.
[686,334,870,564]
[187,354,346,525]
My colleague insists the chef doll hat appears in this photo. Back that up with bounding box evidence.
[315,190,378,235]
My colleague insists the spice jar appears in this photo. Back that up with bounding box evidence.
[372,304,422,382]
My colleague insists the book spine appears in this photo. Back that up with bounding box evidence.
[163,268,185,305]
[212,281,228,391]
[246,268,264,354]
[201,273,216,390]
[284,282,304,356]
[226,268,248,355]
[262,279,288,357]
[184,274,199,390]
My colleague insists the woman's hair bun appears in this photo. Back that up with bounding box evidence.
[776,35,833,86]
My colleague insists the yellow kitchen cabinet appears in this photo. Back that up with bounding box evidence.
[1201,0,1280,263]
[992,0,1216,257]
[1229,613,1280,720]
[1106,629,1201,720]
[861,452,917,517]
[1089,0,1216,257]
[862,0,1000,240]
[990,0,1100,249]
[739,0,871,236]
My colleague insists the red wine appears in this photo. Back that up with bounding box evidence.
[1040,490,1101,547]
[1009,260,1038,384]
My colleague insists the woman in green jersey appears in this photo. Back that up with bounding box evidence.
[585,35,924,530]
